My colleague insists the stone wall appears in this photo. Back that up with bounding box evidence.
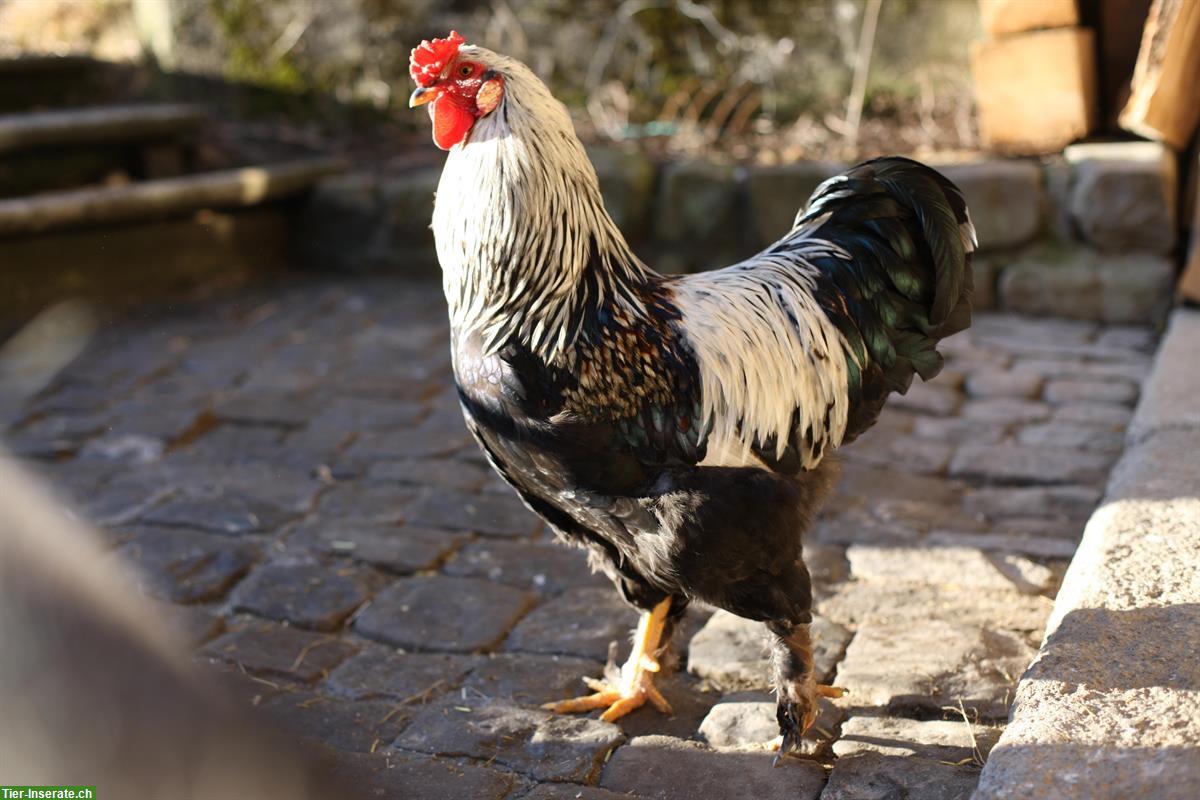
[299,140,1178,325]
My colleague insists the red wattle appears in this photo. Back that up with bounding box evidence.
[430,95,474,150]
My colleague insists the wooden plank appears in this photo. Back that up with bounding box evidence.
[1119,0,1200,149]
[0,158,344,236]
[0,105,206,154]
[979,0,1080,37]
[971,27,1098,154]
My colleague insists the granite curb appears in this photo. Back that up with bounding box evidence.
[973,308,1200,800]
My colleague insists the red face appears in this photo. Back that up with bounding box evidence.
[409,34,504,151]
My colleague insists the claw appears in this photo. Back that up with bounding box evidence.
[543,597,674,724]
[817,684,847,698]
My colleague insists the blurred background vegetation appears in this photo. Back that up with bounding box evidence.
[0,0,982,161]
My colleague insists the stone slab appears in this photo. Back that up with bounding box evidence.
[817,582,1051,633]
[354,576,535,653]
[201,619,359,682]
[1128,309,1200,443]
[834,716,1001,761]
[835,620,1036,718]
[821,751,980,800]
[321,749,524,800]
[601,735,826,800]
[974,428,1200,799]
[687,610,850,690]
[395,698,625,783]
[231,561,383,631]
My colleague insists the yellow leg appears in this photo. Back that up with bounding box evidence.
[542,596,674,722]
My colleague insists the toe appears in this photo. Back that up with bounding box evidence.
[599,693,646,722]
[542,690,621,714]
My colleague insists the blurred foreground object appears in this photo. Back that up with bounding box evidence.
[1119,0,1200,150]
[971,1,1097,154]
[0,457,349,798]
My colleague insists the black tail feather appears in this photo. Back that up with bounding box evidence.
[797,156,975,442]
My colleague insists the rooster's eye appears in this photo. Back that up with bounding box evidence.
[458,64,473,78]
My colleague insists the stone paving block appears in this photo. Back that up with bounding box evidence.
[847,545,1036,594]
[834,463,965,507]
[213,388,320,428]
[813,509,922,548]
[307,395,427,433]
[964,370,1044,399]
[365,458,490,492]
[175,424,288,464]
[842,433,953,475]
[316,482,414,524]
[1015,422,1124,454]
[949,443,1113,485]
[443,539,608,594]
[962,485,1101,520]
[403,490,540,538]
[202,619,359,682]
[615,671,721,740]
[960,398,1051,424]
[687,610,850,690]
[870,498,990,534]
[286,519,465,574]
[925,530,1079,560]
[141,486,295,534]
[699,691,842,756]
[834,716,1001,761]
[521,783,633,800]
[1043,378,1138,406]
[817,583,1051,633]
[119,526,257,603]
[323,749,525,800]
[911,416,1008,444]
[821,751,980,800]
[261,691,411,752]
[1011,356,1150,384]
[327,647,480,702]
[834,620,1035,718]
[395,698,625,783]
[503,587,637,661]
[889,382,963,416]
[601,735,825,800]
[462,652,606,707]
[343,418,473,461]
[1051,402,1132,429]
[355,576,535,653]
[231,561,385,631]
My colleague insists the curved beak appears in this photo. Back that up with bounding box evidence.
[409,86,438,108]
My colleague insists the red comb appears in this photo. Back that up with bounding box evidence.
[410,31,466,87]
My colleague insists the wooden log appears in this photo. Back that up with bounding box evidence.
[0,104,206,154]
[1119,0,1200,150]
[979,0,1079,37]
[0,157,344,235]
[971,27,1098,155]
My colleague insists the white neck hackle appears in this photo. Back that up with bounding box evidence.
[431,46,650,361]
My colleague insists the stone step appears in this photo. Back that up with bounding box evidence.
[0,157,344,236]
[0,104,207,154]
[0,55,104,113]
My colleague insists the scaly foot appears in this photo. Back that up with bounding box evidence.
[542,596,674,722]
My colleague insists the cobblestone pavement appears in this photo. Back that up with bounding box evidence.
[2,280,1157,799]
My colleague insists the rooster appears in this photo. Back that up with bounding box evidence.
[408,32,974,758]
